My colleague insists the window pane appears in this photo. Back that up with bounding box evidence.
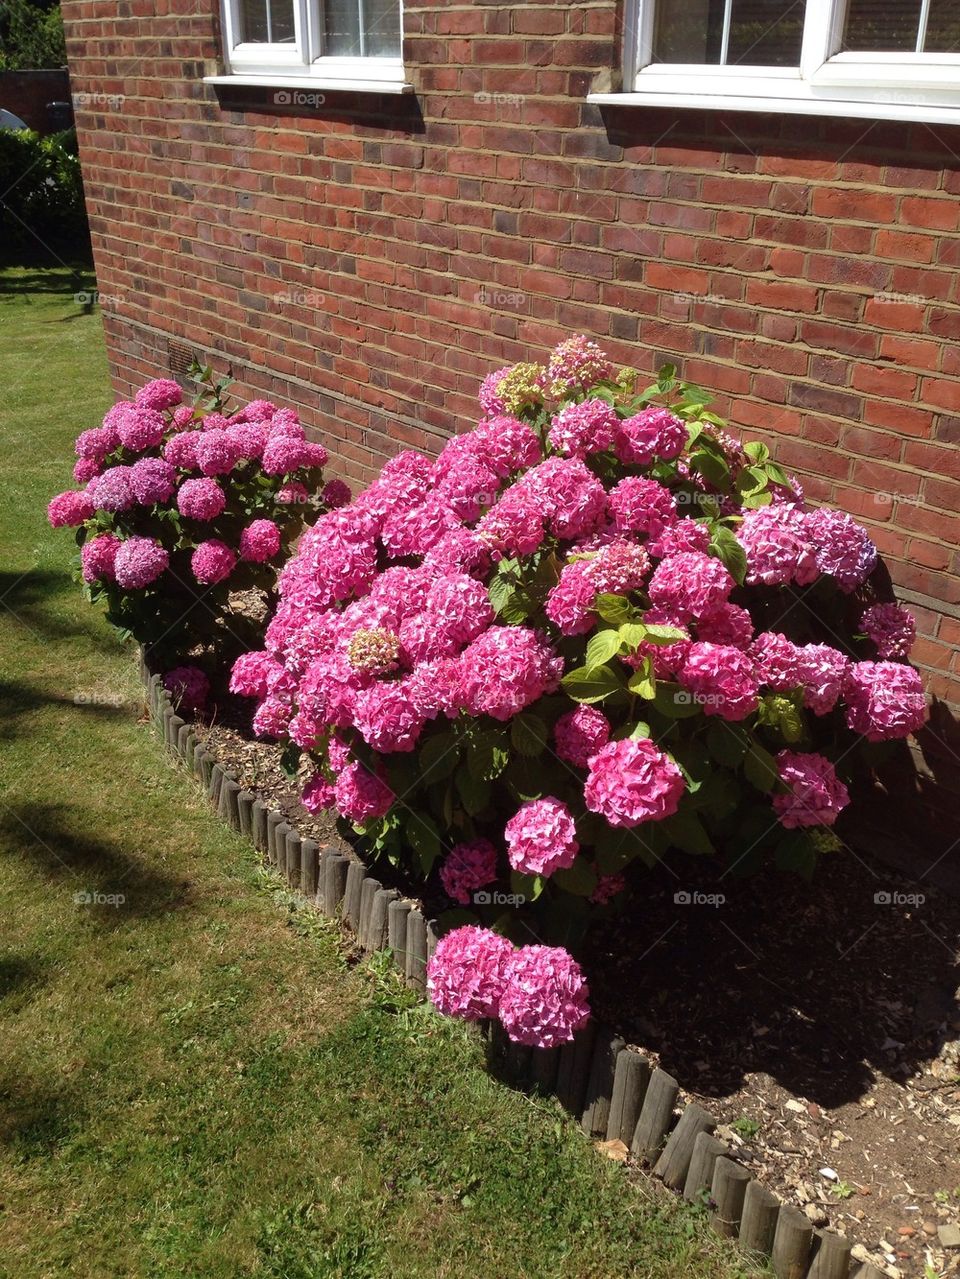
[239,0,295,43]
[727,0,806,65]
[324,0,362,56]
[653,0,805,66]
[364,0,401,57]
[842,0,921,52]
[925,0,960,52]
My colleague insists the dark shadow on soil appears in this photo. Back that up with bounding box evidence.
[583,849,960,1110]
[0,802,196,928]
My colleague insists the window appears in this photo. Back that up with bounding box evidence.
[592,0,960,121]
[211,0,407,90]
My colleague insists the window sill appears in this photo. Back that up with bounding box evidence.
[204,73,413,95]
[587,88,960,125]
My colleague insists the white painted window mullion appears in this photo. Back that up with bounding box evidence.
[719,0,733,65]
[917,0,933,53]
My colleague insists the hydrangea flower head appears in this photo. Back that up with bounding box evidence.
[163,665,209,713]
[584,738,685,827]
[860,603,916,660]
[113,536,169,589]
[844,661,927,741]
[773,750,850,829]
[504,797,579,878]
[239,519,282,563]
[191,539,236,585]
[177,477,226,522]
[427,926,515,1021]
[498,945,591,1048]
[440,839,498,905]
[48,489,94,527]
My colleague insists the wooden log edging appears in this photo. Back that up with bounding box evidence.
[141,652,876,1279]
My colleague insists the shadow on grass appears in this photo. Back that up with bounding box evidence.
[0,568,117,648]
[0,267,95,300]
[0,1068,85,1157]
[0,802,195,928]
[0,953,48,1005]
[0,678,138,741]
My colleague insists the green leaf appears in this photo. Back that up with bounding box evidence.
[743,441,770,465]
[690,447,730,488]
[595,593,635,625]
[455,765,491,817]
[561,663,625,704]
[278,742,302,779]
[629,721,651,739]
[510,869,543,903]
[627,661,656,700]
[466,729,510,781]
[588,820,663,871]
[662,808,715,856]
[651,682,702,719]
[744,741,780,793]
[552,857,598,898]
[710,525,748,586]
[642,623,689,644]
[405,813,443,875]
[488,575,515,616]
[585,628,622,670]
[618,621,647,651]
[499,589,536,625]
[510,712,548,757]
[774,830,818,880]
[706,721,749,767]
[419,732,460,784]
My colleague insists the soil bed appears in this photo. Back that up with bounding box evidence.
[195,703,960,1279]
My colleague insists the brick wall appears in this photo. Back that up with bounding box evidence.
[0,69,71,132]
[61,0,960,844]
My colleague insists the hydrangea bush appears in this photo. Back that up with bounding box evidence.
[49,367,335,684]
[230,337,927,1047]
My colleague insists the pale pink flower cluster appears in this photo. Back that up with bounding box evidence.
[504,797,579,877]
[584,739,685,827]
[440,838,498,905]
[554,705,610,769]
[113,536,169,589]
[843,661,927,741]
[860,603,916,660]
[680,642,759,721]
[547,398,620,458]
[737,504,876,594]
[615,407,687,466]
[773,751,850,829]
[648,551,733,621]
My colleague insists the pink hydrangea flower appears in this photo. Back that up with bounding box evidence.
[504,797,579,878]
[88,466,135,513]
[648,551,733,621]
[554,705,610,768]
[696,602,753,649]
[135,378,182,411]
[239,519,282,563]
[679,642,759,720]
[277,481,310,506]
[171,405,195,430]
[191,539,236,585]
[806,508,877,592]
[749,631,804,690]
[73,457,102,485]
[353,681,425,753]
[302,772,336,813]
[196,429,239,477]
[177,477,226,521]
[440,839,499,905]
[75,425,117,463]
[230,650,284,698]
[584,738,685,827]
[591,873,626,906]
[459,627,562,721]
[525,457,608,540]
[541,334,614,400]
[843,661,927,741]
[426,572,494,646]
[860,603,916,661]
[113,536,169,589]
[164,431,202,471]
[47,489,94,527]
[583,539,650,595]
[797,644,851,716]
[614,407,687,466]
[608,476,678,537]
[406,657,464,720]
[647,518,711,559]
[773,750,850,829]
[737,505,819,588]
[498,944,591,1048]
[471,414,542,477]
[333,762,394,823]
[80,532,121,582]
[322,478,352,508]
[547,398,620,458]
[240,398,278,423]
[115,407,166,452]
[163,665,209,713]
[130,457,176,505]
[545,564,596,636]
[427,925,515,1021]
[478,365,513,416]
[476,490,546,558]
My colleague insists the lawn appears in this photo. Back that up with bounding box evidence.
[0,267,759,1279]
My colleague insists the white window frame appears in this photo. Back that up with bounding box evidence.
[206,0,411,93]
[591,0,960,123]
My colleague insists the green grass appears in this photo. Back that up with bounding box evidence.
[0,267,760,1279]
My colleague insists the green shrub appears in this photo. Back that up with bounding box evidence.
[0,126,91,264]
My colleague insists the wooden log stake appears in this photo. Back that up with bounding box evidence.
[739,1180,781,1258]
[631,1068,679,1165]
[606,1051,651,1145]
[710,1156,752,1237]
